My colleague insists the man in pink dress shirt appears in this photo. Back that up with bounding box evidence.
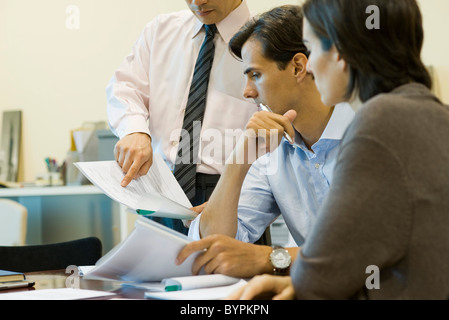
[106,1,257,233]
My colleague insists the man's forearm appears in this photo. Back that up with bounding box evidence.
[199,163,252,238]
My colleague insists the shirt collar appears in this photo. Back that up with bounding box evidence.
[286,102,355,153]
[192,0,250,44]
[319,102,355,141]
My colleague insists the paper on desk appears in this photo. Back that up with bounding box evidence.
[0,288,116,300]
[84,217,201,282]
[163,274,241,291]
[121,274,240,292]
[144,279,247,300]
[74,154,196,220]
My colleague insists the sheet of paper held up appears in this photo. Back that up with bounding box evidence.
[74,154,196,220]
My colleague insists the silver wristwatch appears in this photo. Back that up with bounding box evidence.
[269,246,291,275]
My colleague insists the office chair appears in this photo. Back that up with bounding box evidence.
[0,237,102,272]
[0,199,27,246]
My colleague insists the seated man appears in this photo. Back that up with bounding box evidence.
[176,5,354,278]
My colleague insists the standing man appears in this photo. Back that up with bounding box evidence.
[106,1,257,234]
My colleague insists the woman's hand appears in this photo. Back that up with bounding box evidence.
[227,275,296,300]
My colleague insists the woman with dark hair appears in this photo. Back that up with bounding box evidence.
[229,0,449,300]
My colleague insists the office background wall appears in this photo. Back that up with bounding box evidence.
[0,0,447,182]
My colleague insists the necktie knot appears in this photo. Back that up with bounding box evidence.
[204,24,217,38]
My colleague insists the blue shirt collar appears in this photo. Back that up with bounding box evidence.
[283,102,355,157]
[287,103,354,148]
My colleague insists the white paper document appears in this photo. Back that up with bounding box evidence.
[122,274,241,292]
[163,274,241,291]
[0,288,116,300]
[84,217,201,282]
[144,280,247,300]
[74,154,196,220]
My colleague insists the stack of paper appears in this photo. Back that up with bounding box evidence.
[84,217,201,282]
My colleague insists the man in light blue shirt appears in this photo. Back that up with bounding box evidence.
[177,6,354,278]
[230,103,353,246]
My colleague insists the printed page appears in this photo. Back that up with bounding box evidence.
[74,154,192,214]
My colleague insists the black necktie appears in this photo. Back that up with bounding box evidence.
[174,24,217,203]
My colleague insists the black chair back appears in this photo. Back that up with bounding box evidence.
[0,237,102,272]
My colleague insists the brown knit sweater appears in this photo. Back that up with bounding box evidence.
[292,83,449,300]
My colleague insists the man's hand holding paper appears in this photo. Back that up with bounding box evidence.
[114,132,153,187]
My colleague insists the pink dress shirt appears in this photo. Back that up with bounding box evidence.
[106,1,257,175]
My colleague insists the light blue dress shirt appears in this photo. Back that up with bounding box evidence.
[188,103,355,246]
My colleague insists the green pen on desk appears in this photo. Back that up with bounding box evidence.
[165,285,182,292]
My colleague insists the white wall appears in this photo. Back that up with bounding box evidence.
[0,0,447,182]
[419,0,449,101]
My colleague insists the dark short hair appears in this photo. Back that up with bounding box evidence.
[303,0,432,102]
[229,5,308,70]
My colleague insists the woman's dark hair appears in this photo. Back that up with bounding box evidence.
[303,0,432,102]
[229,5,308,70]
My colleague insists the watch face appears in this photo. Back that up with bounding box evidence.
[270,249,292,269]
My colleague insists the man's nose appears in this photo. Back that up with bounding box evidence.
[243,84,258,100]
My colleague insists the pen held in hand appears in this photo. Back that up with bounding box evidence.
[258,103,295,145]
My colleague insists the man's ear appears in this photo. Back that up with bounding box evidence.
[292,53,308,82]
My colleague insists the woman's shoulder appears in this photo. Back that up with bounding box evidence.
[346,83,449,143]
[358,83,443,123]
[364,83,441,112]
